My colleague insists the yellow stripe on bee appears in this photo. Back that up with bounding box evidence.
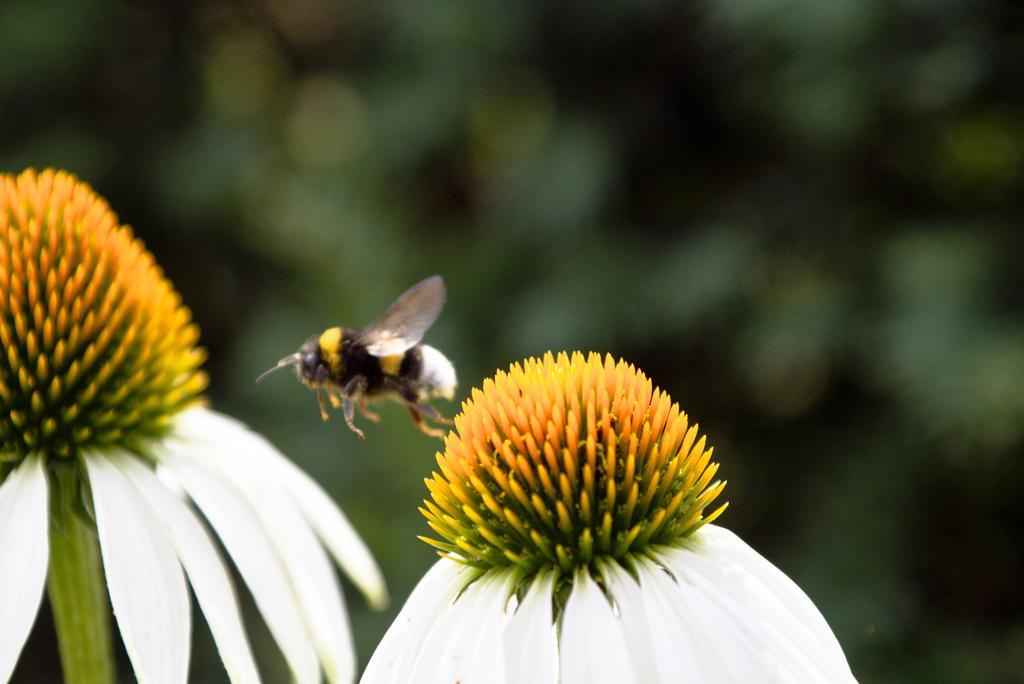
[319,327,344,373]
[380,353,404,376]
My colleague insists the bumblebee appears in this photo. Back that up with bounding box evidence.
[257,275,457,439]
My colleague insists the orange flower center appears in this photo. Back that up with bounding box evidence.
[422,351,727,572]
[0,169,206,460]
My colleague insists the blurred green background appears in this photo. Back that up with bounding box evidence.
[4,0,1024,681]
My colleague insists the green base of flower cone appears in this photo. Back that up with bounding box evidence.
[47,466,115,684]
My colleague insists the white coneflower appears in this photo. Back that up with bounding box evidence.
[0,169,386,684]
[363,351,854,683]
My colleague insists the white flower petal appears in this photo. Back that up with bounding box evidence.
[244,450,387,609]
[173,408,387,608]
[559,567,637,684]
[654,524,855,682]
[157,451,320,684]
[367,528,853,684]
[86,454,191,684]
[694,525,852,667]
[653,547,819,680]
[116,456,260,684]
[0,457,49,684]
[406,570,517,683]
[635,554,753,681]
[503,568,558,684]
[361,560,477,684]
[602,552,773,681]
[598,558,693,682]
[164,436,354,684]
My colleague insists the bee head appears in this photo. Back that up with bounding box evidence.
[298,337,324,382]
[256,336,325,386]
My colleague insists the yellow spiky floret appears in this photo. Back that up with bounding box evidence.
[420,351,727,572]
[0,169,207,459]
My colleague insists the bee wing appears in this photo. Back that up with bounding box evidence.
[359,275,446,357]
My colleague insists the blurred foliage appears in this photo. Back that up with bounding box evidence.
[3,0,1024,681]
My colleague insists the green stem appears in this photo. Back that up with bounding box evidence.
[47,466,115,684]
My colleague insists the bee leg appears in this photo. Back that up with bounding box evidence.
[335,376,369,437]
[414,402,453,425]
[406,404,447,439]
[315,366,332,421]
[342,399,366,439]
[342,376,367,398]
[358,400,381,423]
[316,385,331,422]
